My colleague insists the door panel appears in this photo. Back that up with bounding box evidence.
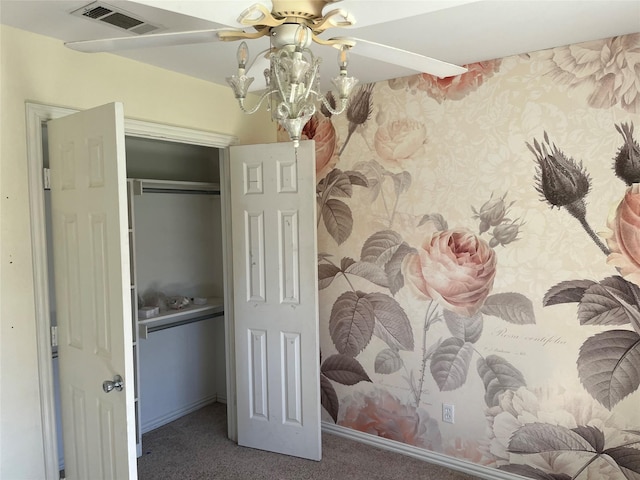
[230,141,321,461]
[48,102,136,479]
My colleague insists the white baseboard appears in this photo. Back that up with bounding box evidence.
[321,422,525,480]
[142,394,219,434]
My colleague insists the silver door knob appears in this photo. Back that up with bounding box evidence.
[102,375,123,393]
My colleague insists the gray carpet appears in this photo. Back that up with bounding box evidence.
[137,402,479,480]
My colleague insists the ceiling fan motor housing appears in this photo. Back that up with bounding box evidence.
[271,0,338,21]
[271,23,313,49]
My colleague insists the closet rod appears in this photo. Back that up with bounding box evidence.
[142,188,220,195]
[144,310,224,334]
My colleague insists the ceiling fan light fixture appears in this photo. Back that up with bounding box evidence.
[226,24,357,147]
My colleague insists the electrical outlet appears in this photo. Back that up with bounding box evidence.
[442,403,455,424]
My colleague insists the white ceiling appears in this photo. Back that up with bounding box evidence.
[1,0,639,91]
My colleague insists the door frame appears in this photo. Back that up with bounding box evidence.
[26,102,238,479]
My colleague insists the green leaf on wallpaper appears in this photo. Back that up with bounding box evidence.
[429,337,474,391]
[344,170,369,188]
[577,329,640,410]
[320,375,339,423]
[384,242,415,295]
[374,348,403,374]
[329,291,375,357]
[443,310,483,343]
[323,169,353,198]
[604,285,640,335]
[360,230,405,265]
[508,423,597,454]
[321,354,372,385]
[391,171,412,196]
[353,160,385,202]
[322,198,353,245]
[543,279,596,306]
[572,425,605,453]
[481,292,535,324]
[366,292,414,351]
[344,261,390,288]
[578,276,640,326]
[318,263,341,290]
[603,446,640,476]
[477,355,526,407]
[340,257,357,271]
[499,464,572,480]
[417,213,448,231]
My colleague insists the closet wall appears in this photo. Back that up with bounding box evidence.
[126,136,226,433]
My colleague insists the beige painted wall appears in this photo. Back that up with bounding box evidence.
[0,24,275,479]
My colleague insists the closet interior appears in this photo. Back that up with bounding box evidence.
[47,130,227,467]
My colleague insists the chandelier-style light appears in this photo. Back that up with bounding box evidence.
[226,23,358,147]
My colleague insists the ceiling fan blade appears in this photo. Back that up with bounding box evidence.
[129,0,272,28]
[328,1,482,29]
[337,37,468,78]
[65,29,229,53]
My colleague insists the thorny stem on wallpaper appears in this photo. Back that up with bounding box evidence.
[414,301,440,408]
[388,188,401,229]
[338,126,356,156]
[575,214,610,255]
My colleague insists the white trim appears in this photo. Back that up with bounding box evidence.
[141,395,219,434]
[321,422,527,480]
[124,118,238,148]
[26,102,237,480]
[219,149,238,443]
[26,103,75,480]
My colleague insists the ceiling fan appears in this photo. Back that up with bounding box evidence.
[65,0,469,145]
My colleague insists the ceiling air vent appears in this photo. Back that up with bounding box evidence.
[71,1,161,35]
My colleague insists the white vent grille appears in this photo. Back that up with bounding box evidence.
[71,1,161,35]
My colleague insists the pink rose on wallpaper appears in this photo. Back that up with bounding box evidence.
[444,437,490,466]
[403,229,497,316]
[302,114,338,180]
[373,118,427,167]
[339,389,442,451]
[416,60,501,103]
[605,183,640,286]
[276,114,338,180]
[544,33,640,113]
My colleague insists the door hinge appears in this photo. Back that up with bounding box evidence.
[51,325,58,348]
[43,168,51,190]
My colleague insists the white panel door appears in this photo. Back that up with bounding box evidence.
[230,141,321,460]
[48,103,137,479]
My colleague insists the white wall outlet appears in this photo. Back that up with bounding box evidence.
[442,403,455,424]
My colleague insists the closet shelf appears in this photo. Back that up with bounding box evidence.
[138,297,224,338]
[130,178,220,195]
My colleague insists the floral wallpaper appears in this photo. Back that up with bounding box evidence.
[279,33,640,479]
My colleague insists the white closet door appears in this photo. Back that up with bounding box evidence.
[230,141,321,460]
[48,102,137,479]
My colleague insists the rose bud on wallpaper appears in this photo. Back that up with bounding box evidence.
[613,122,640,186]
[489,220,524,248]
[340,83,374,155]
[472,192,515,234]
[529,132,609,255]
